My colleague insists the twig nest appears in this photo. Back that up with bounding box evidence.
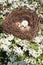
[2,8,40,41]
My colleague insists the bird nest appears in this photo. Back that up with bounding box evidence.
[2,8,40,40]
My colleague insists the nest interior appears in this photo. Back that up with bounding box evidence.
[2,8,40,40]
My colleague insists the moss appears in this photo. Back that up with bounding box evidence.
[29,42,38,51]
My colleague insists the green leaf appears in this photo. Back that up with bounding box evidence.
[16,55,26,61]
[0,17,3,25]
[37,53,43,60]
[41,29,43,35]
[29,42,38,51]
[36,61,40,65]
[0,42,2,45]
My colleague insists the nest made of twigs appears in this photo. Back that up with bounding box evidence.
[2,8,40,40]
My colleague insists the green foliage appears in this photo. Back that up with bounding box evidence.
[37,53,43,60]
[28,0,32,4]
[0,49,9,65]
[41,29,43,35]
[0,42,2,45]
[0,17,3,25]
[16,56,24,61]
[9,50,14,57]
[0,33,4,38]
[8,43,16,49]
[13,37,21,46]
[29,42,38,51]
[36,60,40,65]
